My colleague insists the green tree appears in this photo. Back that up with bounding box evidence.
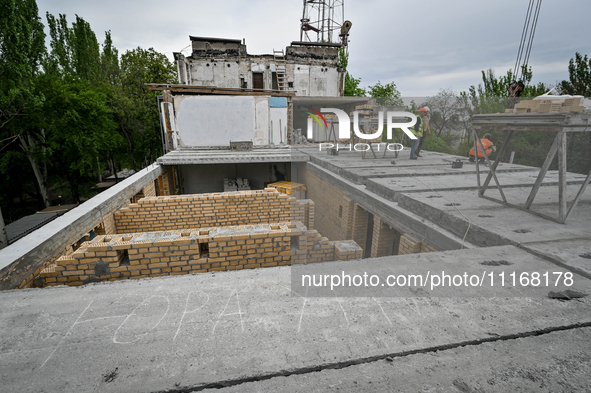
[459,67,558,169]
[366,81,403,107]
[558,52,591,175]
[558,52,591,97]
[0,0,49,209]
[338,47,365,97]
[35,76,120,202]
[116,47,177,169]
[344,73,366,97]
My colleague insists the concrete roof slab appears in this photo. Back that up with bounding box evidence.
[397,186,591,250]
[368,170,588,202]
[522,239,591,278]
[1,246,590,392]
[202,327,591,392]
[158,148,309,165]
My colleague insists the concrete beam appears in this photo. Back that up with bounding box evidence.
[0,164,164,291]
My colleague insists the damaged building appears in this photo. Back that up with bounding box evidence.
[174,36,344,97]
[1,30,591,393]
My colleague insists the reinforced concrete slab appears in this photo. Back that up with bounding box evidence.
[397,186,591,254]
[521,239,591,278]
[368,170,588,201]
[297,146,535,185]
[202,327,591,392]
[158,147,309,165]
[1,245,590,392]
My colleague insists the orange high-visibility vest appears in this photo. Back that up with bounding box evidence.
[469,138,494,157]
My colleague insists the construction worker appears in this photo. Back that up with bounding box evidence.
[469,133,496,162]
[409,108,428,159]
[415,107,431,157]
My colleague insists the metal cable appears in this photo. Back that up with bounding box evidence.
[521,0,543,83]
[514,0,535,79]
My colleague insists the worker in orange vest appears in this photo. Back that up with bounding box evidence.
[469,133,496,162]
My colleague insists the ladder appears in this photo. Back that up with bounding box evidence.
[273,50,290,91]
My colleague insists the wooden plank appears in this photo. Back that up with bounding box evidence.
[145,83,296,97]
[524,133,560,209]
[558,130,567,222]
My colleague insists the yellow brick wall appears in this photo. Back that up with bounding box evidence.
[114,188,310,234]
[370,216,397,258]
[398,233,437,255]
[300,169,355,241]
[398,234,422,255]
[38,221,362,287]
[142,181,157,198]
[158,167,175,196]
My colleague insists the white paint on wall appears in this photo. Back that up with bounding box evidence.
[270,108,288,145]
[176,96,272,147]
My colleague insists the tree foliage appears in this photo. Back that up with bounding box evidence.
[0,4,177,220]
[558,52,591,97]
[422,88,469,137]
[366,81,403,107]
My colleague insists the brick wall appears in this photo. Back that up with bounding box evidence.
[114,188,311,234]
[158,167,175,196]
[398,233,437,255]
[38,221,362,287]
[300,169,355,241]
[370,216,397,257]
[142,181,157,198]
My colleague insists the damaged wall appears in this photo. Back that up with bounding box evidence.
[175,37,342,97]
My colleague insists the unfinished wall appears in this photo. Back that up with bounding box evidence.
[114,188,313,234]
[300,168,355,242]
[158,166,175,196]
[370,217,397,258]
[398,234,438,255]
[180,163,290,194]
[38,222,362,287]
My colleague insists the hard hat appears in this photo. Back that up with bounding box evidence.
[419,108,427,113]
[423,106,430,112]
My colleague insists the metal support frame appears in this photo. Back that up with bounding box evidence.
[473,112,591,224]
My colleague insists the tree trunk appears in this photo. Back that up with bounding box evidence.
[0,207,8,250]
[120,126,136,171]
[19,132,51,208]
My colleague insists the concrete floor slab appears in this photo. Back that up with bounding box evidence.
[297,146,537,185]
[397,186,591,250]
[368,169,588,201]
[1,245,590,392]
[522,239,591,278]
[203,327,591,392]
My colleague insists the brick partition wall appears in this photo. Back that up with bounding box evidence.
[38,221,362,287]
[370,216,397,257]
[114,188,312,234]
[300,169,355,242]
[398,233,438,255]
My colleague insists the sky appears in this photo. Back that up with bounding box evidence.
[36,0,591,97]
